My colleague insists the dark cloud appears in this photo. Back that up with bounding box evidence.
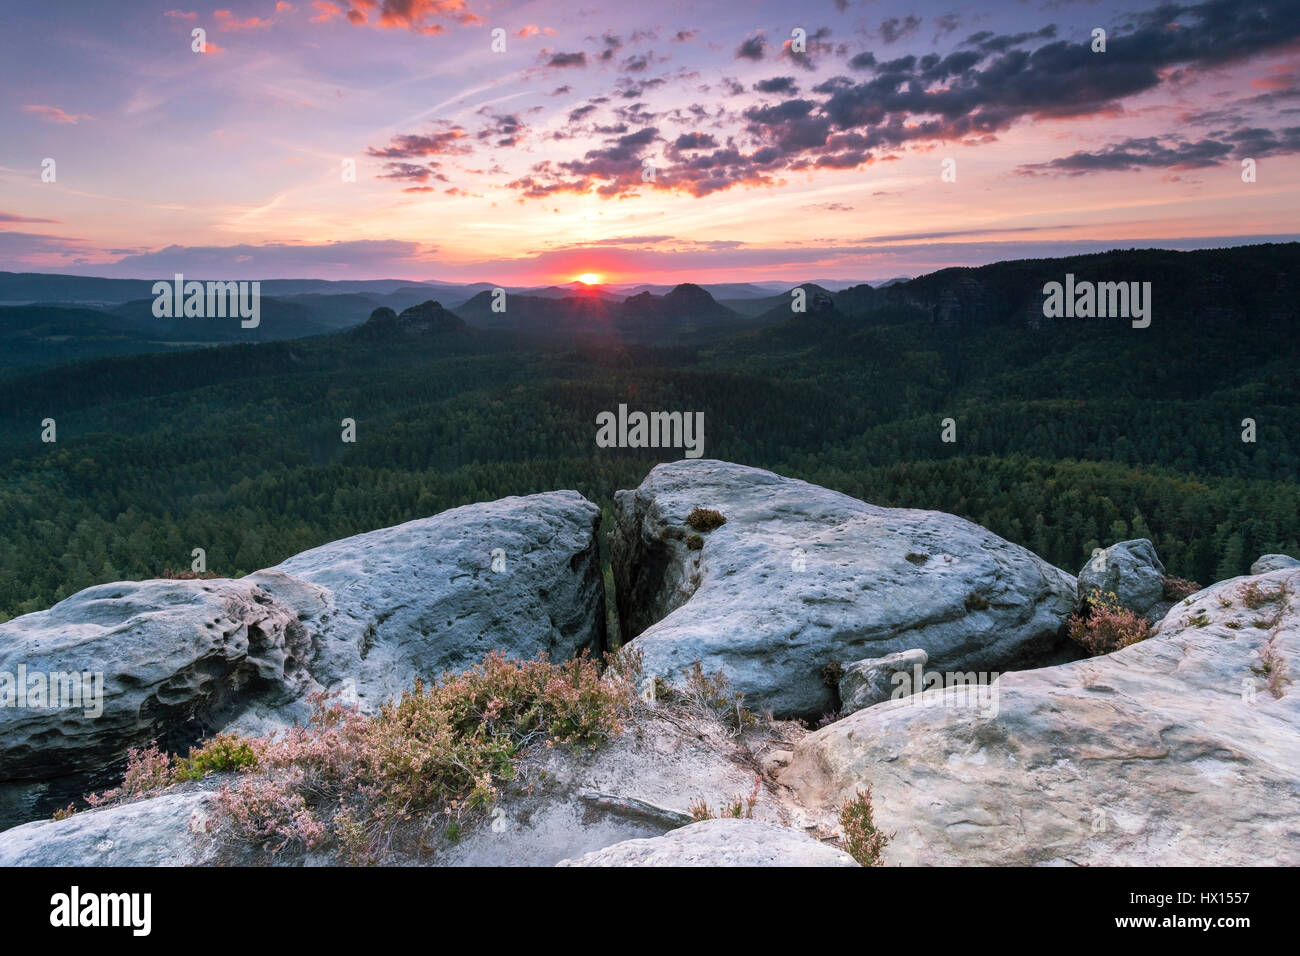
[547,51,587,68]
[878,15,921,44]
[476,109,525,147]
[366,124,470,159]
[736,33,766,60]
[754,76,800,95]
[377,161,449,183]
[0,211,60,223]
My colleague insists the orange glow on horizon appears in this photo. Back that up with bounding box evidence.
[576,273,602,285]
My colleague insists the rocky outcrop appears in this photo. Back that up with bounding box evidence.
[778,567,1300,866]
[557,818,858,867]
[0,697,804,867]
[0,575,316,826]
[271,491,607,714]
[612,460,1078,716]
[0,790,218,867]
[838,648,928,716]
[1078,538,1168,621]
[1252,554,1300,575]
[0,492,606,829]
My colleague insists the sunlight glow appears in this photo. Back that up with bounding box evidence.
[576,273,602,285]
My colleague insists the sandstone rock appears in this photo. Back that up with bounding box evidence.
[839,648,928,715]
[0,576,316,827]
[779,568,1300,866]
[1252,554,1300,575]
[612,460,1078,716]
[0,491,606,829]
[1078,538,1166,618]
[557,818,858,867]
[0,790,217,867]
[270,490,607,711]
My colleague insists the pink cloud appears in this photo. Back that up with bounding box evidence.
[334,0,483,35]
[22,104,91,124]
[310,0,343,22]
[164,9,198,19]
[214,9,273,31]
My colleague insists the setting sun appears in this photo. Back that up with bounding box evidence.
[576,273,602,285]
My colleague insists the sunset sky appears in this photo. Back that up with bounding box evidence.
[2,0,1298,284]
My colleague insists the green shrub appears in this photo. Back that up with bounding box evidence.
[686,507,726,532]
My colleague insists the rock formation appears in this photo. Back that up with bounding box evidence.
[612,460,1079,716]
[778,567,1300,865]
[0,491,605,828]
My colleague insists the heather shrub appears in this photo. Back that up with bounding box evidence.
[1068,589,1151,656]
[686,507,726,532]
[84,741,177,808]
[1162,576,1202,601]
[839,786,892,867]
[212,650,633,861]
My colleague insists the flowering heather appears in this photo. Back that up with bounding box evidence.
[1162,576,1202,602]
[839,786,892,867]
[1068,589,1152,656]
[211,650,633,861]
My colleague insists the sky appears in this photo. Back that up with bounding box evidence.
[1,0,1298,285]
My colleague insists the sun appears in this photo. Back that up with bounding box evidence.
[576,273,602,285]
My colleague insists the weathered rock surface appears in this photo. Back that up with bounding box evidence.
[0,491,606,829]
[1252,554,1300,575]
[1078,538,1167,620]
[613,460,1078,716]
[0,790,218,867]
[0,703,806,867]
[557,818,858,867]
[779,568,1300,866]
[0,576,316,826]
[271,491,607,712]
[839,648,929,715]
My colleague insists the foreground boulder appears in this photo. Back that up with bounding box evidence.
[557,818,858,867]
[0,790,217,867]
[0,492,606,829]
[612,460,1078,716]
[1077,538,1168,621]
[778,567,1300,865]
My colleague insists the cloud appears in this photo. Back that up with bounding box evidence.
[366,123,471,158]
[214,9,273,31]
[23,104,91,124]
[754,76,799,95]
[0,212,60,223]
[331,0,483,34]
[736,33,766,61]
[547,50,587,68]
[94,240,435,278]
[878,16,921,44]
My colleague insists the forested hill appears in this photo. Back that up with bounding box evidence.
[0,244,1296,620]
